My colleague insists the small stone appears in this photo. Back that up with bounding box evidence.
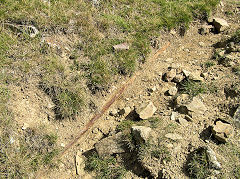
[233,106,240,128]
[182,70,191,77]
[199,42,205,47]
[75,151,85,175]
[201,72,208,79]
[212,120,233,143]
[170,29,176,35]
[95,133,125,157]
[170,111,178,121]
[26,25,39,38]
[60,143,65,147]
[205,146,221,170]
[175,94,190,106]
[163,69,177,82]
[168,86,178,96]
[213,17,229,33]
[178,117,188,126]
[92,128,99,134]
[113,43,129,51]
[123,106,132,116]
[165,133,183,140]
[131,126,152,143]
[186,97,207,116]
[136,101,157,120]
[22,123,29,130]
[166,143,174,148]
[118,106,132,116]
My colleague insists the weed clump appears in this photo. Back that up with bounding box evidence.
[179,79,207,97]
[85,152,126,179]
[187,147,212,179]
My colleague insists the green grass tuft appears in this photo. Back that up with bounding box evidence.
[85,152,126,179]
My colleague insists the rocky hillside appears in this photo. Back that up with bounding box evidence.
[0,0,240,179]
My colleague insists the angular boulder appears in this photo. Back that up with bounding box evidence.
[212,120,233,143]
[136,101,157,120]
[131,126,152,143]
[95,132,125,157]
[213,17,229,33]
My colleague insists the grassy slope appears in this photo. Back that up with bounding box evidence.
[0,0,220,178]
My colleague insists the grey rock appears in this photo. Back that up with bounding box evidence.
[186,97,207,116]
[213,17,229,33]
[233,106,240,128]
[178,117,188,126]
[165,133,182,140]
[182,69,191,77]
[95,132,125,157]
[136,101,157,120]
[170,111,178,121]
[205,146,221,170]
[168,86,178,96]
[131,126,152,143]
[212,120,233,143]
[113,43,129,51]
[75,150,85,175]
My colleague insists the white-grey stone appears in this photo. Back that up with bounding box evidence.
[170,111,178,121]
[168,86,178,96]
[234,106,240,128]
[95,132,125,157]
[182,70,191,77]
[178,117,188,126]
[131,126,152,143]
[199,25,213,35]
[26,25,39,38]
[75,151,85,175]
[165,133,182,140]
[212,120,233,143]
[186,97,207,116]
[213,17,229,33]
[136,101,157,120]
[21,123,29,130]
[205,146,221,170]
[113,43,129,51]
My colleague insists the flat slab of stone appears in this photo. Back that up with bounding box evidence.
[95,132,125,157]
[136,101,157,120]
[165,133,182,140]
[186,97,207,116]
[113,43,129,51]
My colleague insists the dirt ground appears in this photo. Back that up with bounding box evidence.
[7,1,240,178]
